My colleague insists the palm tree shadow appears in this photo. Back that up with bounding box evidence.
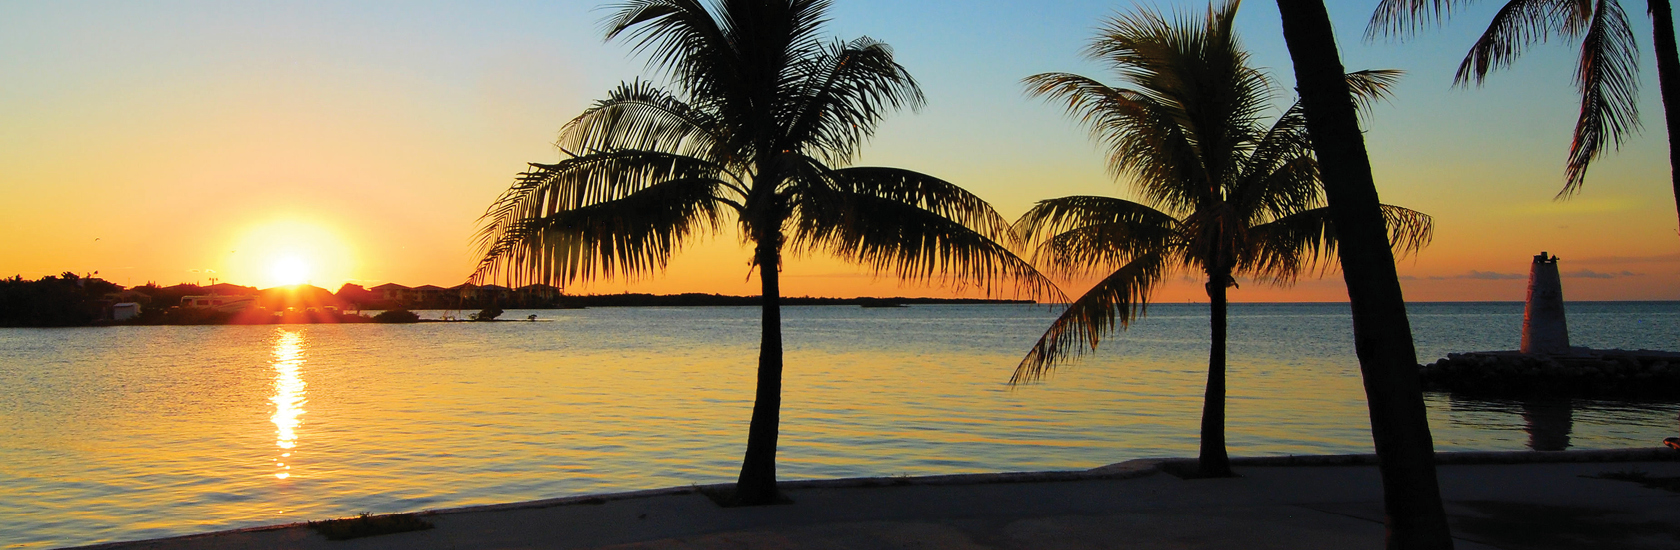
[1158,459,1242,480]
[696,484,795,507]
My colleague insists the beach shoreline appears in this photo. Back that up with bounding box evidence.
[71,448,1680,550]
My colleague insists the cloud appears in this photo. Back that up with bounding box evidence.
[1562,269,1640,279]
[1569,253,1680,265]
[1465,270,1525,280]
[1422,271,1524,281]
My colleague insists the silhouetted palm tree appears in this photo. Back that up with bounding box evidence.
[1277,0,1458,545]
[1013,0,1432,478]
[1370,0,1680,230]
[471,0,1057,505]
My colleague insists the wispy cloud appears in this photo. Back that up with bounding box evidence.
[1562,269,1640,279]
[1569,252,1680,265]
[1426,270,1526,281]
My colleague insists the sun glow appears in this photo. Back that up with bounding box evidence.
[270,256,311,286]
[227,219,357,289]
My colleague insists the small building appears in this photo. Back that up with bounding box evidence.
[112,302,142,321]
[370,283,410,303]
[516,284,561,299]
[411,285,447,303]
[477,284,512,301]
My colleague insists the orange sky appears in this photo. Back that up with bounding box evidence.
[2,1,1676,302]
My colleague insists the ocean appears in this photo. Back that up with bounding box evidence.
[1,301,1676,548]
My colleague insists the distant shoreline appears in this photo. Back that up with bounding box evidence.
[526,293,1034,308]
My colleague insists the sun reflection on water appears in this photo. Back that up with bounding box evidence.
[270,330,306,480]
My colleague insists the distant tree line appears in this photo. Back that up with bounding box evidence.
[0,273,1030,327]
[565,294,1029,307]
[0,273,121,327]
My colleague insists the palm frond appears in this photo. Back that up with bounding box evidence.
[1022,72,1206,214]
[1232,156,1322,227]
[1243,204,1433,284]
[604,0,737,99]
[1454,0,1589,86]
[822,167,1013,239]
[1014,196,1181,278]
[780,37,924,165]
[472,150,735,277]
[1232,69,1397,222]
[561,80,730,164]
[1344,69,1406,108]
[788,168,1064,301]
[1011,252,1167,384]
[1562,0,1640,195]
[1381,204,1435,258]
[1368,0,1484,38]
[1093,0,1272,190]
[472,177,728,287]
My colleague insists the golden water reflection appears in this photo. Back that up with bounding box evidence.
[270,330,306,480]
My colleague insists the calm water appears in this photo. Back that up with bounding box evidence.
[2,302,1678,548]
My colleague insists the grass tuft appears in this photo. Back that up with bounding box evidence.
[307,512,434,540]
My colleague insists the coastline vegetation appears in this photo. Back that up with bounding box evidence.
[0,273,121,327]
[0,273,1024,328]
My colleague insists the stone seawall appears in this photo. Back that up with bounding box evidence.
[1419,349,1680,398]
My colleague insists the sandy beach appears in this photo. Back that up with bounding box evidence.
[76,449,1680,550]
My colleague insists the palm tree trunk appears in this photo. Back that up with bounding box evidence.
[1647,0,1680,232]
[1198,274,1233,477]
[1272,0,1454,548]
[735,230,784,505]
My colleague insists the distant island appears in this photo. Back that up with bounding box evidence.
[0,273,1034,327]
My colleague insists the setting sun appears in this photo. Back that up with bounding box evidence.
[227,219,357,289]
[269,256,312,287]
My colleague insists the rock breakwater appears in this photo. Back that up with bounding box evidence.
[1419,350,1680,399]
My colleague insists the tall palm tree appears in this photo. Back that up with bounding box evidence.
[1370,0,1680,232]
[471,0,1057,505]
[1013,0,1432,478]
[1278,0,1458,546]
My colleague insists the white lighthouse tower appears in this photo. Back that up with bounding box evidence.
[1520,252,1570,355]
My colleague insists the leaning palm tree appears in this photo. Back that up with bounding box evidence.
[471,0,1057,505]
[1277,0,1458,545]
[1013,0,1432,478]
[1370,0,1680,231]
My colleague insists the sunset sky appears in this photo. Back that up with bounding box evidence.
[3,0,1677,301]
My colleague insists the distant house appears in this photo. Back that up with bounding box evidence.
[478,284,512,300]
[449,283,478,300]
[411,285,448,304]
[112,302,142,321]
[370,283,410,303]
[517,284,561,300]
